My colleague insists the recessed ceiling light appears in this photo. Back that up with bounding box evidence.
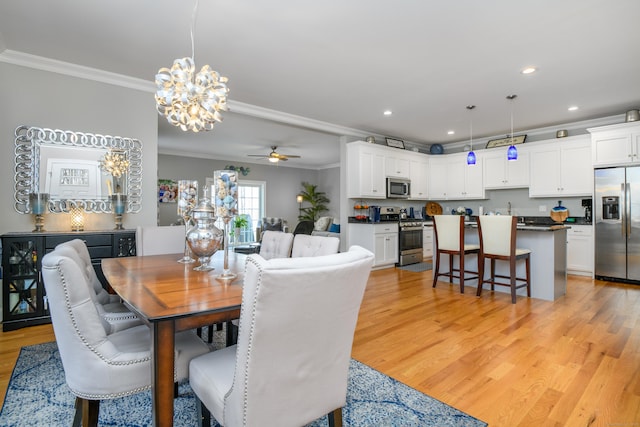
[383,110,393,116]
[447,130,455,135]
[568,105,579,111]
[521,67,537,75]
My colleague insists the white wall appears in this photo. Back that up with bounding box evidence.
[0,62,158,234]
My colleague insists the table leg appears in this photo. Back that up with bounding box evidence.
[152,320,175,427]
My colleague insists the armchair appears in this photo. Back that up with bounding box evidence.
[55,239,142,334]
[256,217,289,242]
[41,251,210,426]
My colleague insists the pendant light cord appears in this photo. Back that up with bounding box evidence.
[190,0,199,62]
[467,105,475,150]
[507,94,517,142]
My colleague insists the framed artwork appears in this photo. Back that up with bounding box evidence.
[385,138,405,149]
[158,179,178,203]
[486,134,527,149]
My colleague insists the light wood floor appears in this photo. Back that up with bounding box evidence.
[2,270,639,426]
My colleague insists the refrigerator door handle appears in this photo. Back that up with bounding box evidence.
[626,182,631,238]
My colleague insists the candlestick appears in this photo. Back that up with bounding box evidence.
[29,193,49,232]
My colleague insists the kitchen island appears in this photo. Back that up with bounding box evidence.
[434,224,568,301]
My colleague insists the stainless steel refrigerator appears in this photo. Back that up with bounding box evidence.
[594,166,640,282]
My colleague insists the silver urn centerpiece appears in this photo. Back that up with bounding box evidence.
[186,190,223,271]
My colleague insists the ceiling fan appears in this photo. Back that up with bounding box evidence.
[248,146,301,163]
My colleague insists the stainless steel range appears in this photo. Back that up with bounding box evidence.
[397,219,424,266]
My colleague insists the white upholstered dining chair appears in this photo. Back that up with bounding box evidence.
[135,225,186,256]
[258,230,294,259]
[41,250,210,427]
[291,233,340,257]
[55,239,142,333]
[189,245,375,427]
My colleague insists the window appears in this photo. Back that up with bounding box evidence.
[216,180,265,243]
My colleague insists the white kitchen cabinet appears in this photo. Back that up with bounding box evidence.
[428,156,449,199]
[529,136,592,197]
[385,151,411,178]
[428,152,484,200]
[409,157,429,200]
[374,230,399,267]
[346,141,386,199]
[589,122,640,166]
[423,225,433,259]
[347,223,398,268]
[483,147,530,189]
[567,224,593,276]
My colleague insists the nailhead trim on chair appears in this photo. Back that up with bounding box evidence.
[46,261,152,400]
[223,255,264,426]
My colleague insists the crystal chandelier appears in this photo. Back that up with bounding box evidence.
[155,0,229,133]
[99,149,130,178]
[466,105,476,165]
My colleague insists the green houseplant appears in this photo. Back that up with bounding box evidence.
[232,215,249,243]
[298,182,330,222]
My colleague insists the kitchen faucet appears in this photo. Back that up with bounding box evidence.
[507,202,511,215]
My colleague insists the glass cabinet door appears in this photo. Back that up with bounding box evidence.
[4,238,46,319]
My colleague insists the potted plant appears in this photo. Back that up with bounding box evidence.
[298,182,330,222]
[232,215,249,243]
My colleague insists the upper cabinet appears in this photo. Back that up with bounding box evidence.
[589,122,640,167]
[483,146,530,189]
[529,135,592,198]
[409,157,429,200]
[385,151,411,178]
[428,152,484,200]
[347,141,387,199]
[347,141,430,199]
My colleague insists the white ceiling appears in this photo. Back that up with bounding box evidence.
[1,0,639,169]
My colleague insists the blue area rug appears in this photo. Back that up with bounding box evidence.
[0,342,486,427]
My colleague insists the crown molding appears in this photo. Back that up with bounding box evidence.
[227,101,371,138]
[0,49,373,138]
[443,114,625,152]
[0,49,155,92]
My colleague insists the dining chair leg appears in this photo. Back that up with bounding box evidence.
[195,396,211,427]
[73,397,99,427]
[226,320,238,346]
[328,408,343,427]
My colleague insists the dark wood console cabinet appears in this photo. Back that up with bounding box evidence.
[1,230,136,331]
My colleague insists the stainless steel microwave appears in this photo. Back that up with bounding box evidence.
[386,177,411,198]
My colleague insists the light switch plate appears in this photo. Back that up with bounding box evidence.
[539,205,547,212]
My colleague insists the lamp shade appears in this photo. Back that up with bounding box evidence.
[507,145,518,161]
[466,151,476,165]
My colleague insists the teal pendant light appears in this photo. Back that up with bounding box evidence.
[466,105,476,165]
[506,94,518,161]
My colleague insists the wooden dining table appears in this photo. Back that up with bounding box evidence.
[102,250,246,427]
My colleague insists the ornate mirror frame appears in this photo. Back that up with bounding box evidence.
[14,125,143,214]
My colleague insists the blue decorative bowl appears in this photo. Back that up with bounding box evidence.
[430,144,444,154]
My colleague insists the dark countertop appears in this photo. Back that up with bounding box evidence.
[422,215,590,230]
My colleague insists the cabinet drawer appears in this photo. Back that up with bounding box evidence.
[45,234,112,250]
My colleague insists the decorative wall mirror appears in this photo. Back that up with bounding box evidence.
[14,125,143,214]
